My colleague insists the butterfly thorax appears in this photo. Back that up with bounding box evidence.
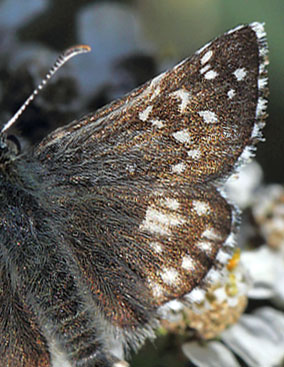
[0,133,52,260]
[0,144,46,250]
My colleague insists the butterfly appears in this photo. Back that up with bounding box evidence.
[0,22,268,367]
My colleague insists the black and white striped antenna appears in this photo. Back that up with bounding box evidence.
[1,44,91,133]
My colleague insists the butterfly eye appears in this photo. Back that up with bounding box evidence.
[6,135,21,156]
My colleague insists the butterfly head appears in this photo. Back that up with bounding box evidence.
[0,45,91,176]
[0,133,21,168]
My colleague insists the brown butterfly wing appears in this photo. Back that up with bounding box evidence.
[34,23,267,326]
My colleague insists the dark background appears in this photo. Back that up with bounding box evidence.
[0,1,283,366]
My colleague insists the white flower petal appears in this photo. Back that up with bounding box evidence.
[182,341,240,367]
[222,308,284,367]
[254,307,284,339]
[248,285,275,299]
[275,276,284,305]
[241,246,284,299]
[225,161,263,209]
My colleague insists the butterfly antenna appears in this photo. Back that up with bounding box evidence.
[1,44,91,133]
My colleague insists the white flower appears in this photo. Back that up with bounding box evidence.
[252,184,284,250]
[242,246,284,305]
[242,184,284,305]
[182,307,284,367]
[180,247,284,367]
[225,161,263,209]
[180,167,284,367]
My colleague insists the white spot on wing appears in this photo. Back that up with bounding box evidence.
[172,162,186,174]
[196,240,212,252]
[173,129,192,144]
[143,73,165,103]
[150,281,164,297]
[140,207,185,235]
[170,89,192,113]
[150,86,161,101]
[202,228,222,240]
[151,119,164,128]
[192,200,211,215]
[160,267,179,285]
[204,70,218,80]
[233,67,247,81]
[181,255,195,271]
[200,64,211,74]
[227,89,236,99]
[201,50,213,65]
[198,110,218,124]
[187,149,201,159]
[139,105,153,122]
[150,241,163,253]
[160,198,180,210]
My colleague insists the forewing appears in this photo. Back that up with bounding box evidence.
[36,23,268,187]
[34,23,268,326]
